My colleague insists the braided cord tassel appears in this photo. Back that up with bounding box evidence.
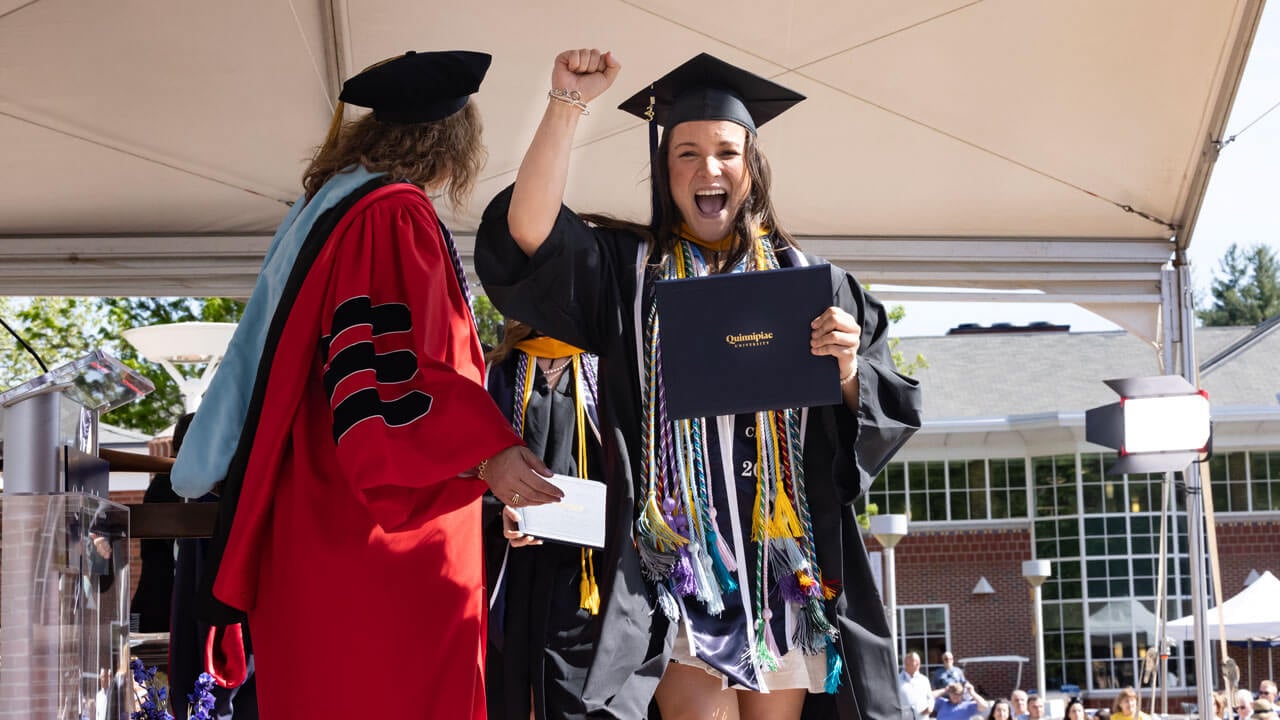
[690,417,738,593]
[511,351,532,437]
[750,412,778,671]
[637,297,684,579]
[771,412,803,539]
[782,409,838,655]
[785,410,824,575]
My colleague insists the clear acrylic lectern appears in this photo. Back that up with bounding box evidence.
[0,350,153,720]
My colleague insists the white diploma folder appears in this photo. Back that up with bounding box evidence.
[514,473,607,549]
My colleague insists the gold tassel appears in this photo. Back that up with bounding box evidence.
[579,548,600,615]
[642,494,688,551]
[771,480,804,538]
[319,101,347,160]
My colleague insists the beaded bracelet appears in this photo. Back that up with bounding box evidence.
[548,87,590,115]
[840,366,859,385]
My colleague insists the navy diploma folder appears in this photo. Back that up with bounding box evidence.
[654,264,841,420]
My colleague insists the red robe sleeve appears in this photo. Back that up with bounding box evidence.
[318,184,521,529]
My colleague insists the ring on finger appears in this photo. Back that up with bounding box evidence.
[511,492,521,506]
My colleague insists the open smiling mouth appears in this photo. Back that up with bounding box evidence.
[694,189,727,217]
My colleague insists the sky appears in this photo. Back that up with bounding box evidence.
[888,4,1280,338]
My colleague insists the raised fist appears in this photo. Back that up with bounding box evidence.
[552,48,621,105]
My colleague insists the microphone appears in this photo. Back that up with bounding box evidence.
[0,315,50,375]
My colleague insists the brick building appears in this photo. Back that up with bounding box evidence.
[8,321,1276,713]
[865,319,1280,707]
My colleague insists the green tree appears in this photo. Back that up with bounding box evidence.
[0,297,243,434]
[1,297,117,384]
[470,294,504,349]
[887,304,927,376]
[1197,242,1280,326]
[4,291,921,436]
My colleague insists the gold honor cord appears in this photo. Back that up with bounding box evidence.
[511,342,599,615]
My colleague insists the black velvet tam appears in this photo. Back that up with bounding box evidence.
[339,50,491,124]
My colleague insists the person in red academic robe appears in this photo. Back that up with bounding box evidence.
[174,51,563,720]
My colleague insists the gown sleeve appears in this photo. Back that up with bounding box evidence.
[474,184,641,355]
[829,264,923,503]
[320,187,521,529]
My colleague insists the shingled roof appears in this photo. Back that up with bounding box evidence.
[893,323,1277,421]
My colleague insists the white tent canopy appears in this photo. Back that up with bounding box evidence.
[0,1,1266,344]
[1090,598,1160,641]
[1167,570,1280,642]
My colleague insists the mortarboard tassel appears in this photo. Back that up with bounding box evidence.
[646,87,662,228]
[318,101,347,161]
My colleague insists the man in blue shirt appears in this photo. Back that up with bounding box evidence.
[935,682,991,720]
[933,651,967,689]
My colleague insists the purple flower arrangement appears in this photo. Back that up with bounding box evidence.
[128,658,217,720]
[186,672,217,720]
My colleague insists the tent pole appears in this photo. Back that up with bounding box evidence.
[1156,470,1172,718]
[1172,262,1215,717]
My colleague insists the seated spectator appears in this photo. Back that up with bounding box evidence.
[934,652,967,689]
[936,682,990,720]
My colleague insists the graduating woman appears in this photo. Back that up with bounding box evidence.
[475,49,922,720]
[482,319,605,720]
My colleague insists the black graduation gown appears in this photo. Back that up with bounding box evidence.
[475,185,922,720]
[483,356,604,720]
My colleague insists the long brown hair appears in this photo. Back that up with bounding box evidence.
[483,318,534,366]
[301,102,485,209]
[649,127,797,271]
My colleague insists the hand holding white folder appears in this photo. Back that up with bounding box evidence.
[512,473,606,548]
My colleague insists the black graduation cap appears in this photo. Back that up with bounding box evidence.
[617,53,805,135]
[339,50,491,124]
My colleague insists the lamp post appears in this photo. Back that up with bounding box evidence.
[122,322,236,413]
[1023,559,1052,698]
[870,513,909,670]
